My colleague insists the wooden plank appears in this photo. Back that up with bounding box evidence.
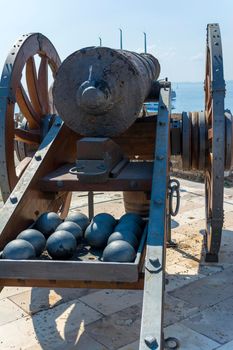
[0,274,145,289]
[74,116,157,160]
[0,119,77,249]
[0,259,139,282]
[39,162,153,192]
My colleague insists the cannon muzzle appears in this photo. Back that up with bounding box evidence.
[53,47,160,136]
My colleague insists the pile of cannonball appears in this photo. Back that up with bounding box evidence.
[1,211,145,263]
[1,212,89,260]
[85,212,145,262]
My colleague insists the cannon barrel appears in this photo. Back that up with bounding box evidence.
[53,47,160,136]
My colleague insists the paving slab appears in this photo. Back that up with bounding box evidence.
[0,297,28,326]
[215,340,233,349]
[181,295,233,344]
[170,266,233,308]
[165,260,206,292]
[164,294,199,327]
[80,290,143,316]
[9,287,96,315]
[0,299,102,350]
[118,341,139,350]
[49,332,108,350]
[223,211,233,228]
[164,323,220,350]
[86,304,141,350]
[0,286,31,300]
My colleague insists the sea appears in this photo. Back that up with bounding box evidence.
[171,81,233,113]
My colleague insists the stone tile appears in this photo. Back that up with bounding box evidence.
[165,271,203,293]
[24,345,42,350]
[223,211,233,229]
[86,304,141,349]
[182,295,233,344]
[178,198,204,214]
[80,289,143,316]
[166,240,204,268]
[174,207,206,227]
[170,220,206,244]
[164,323,220,350]
[164,294,199,327]
[118,340,139,350]
[52,332,108,350]
[0,315,37,350]
[170,266,233,308]
[218,228,233,264]
[0,286,31,300]
[0,299,102,350]
[215,340,233,349]
[167,252,224,277]
[9,287,96,315]
[0,298,27,326]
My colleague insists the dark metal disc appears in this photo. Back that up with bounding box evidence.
[181,111,192,170]
[198,111,206,170]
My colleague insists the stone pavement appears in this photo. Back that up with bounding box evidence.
[1,179,233,349]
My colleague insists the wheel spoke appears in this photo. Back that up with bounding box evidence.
[14,128,40,145]
[38,56,49,114]
[16,83,40,128]
[16,156,32,177]
[26,56,43,116]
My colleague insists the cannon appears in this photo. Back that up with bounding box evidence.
[0,23,232,349]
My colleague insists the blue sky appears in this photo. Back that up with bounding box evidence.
[0,0,232,82]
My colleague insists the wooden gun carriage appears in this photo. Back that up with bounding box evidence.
[0,23,232,349]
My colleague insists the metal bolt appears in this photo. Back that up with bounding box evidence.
[156,155,164,160]
[144,335,158,348]
[159,121,166,126]
[146,258,162,273]
[10,196,18,204]
[57,180,64,188]
[130,180,138,189]
[35,153,42,161]
[154,199,162,205]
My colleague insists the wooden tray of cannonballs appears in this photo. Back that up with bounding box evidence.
[0,223,147,286]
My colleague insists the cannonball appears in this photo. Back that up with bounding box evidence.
[2,239,36,260]
[46,230,77,260]
[92,213,116,227]
[85,222,113,249]
[102,240,136,262]
[120,213,144,227]
[107,231,138,249]
[115,221,142,239]
[56,221,83,242]
[34,212,63,238]
[65,212,89,231]
[17,229,46,256]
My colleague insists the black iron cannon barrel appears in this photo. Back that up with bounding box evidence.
[53,47,160,137]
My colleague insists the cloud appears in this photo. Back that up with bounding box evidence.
[190,52,204,61]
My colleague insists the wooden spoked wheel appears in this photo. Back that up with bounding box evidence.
[204,24,225,262]
[0,33,61,202]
